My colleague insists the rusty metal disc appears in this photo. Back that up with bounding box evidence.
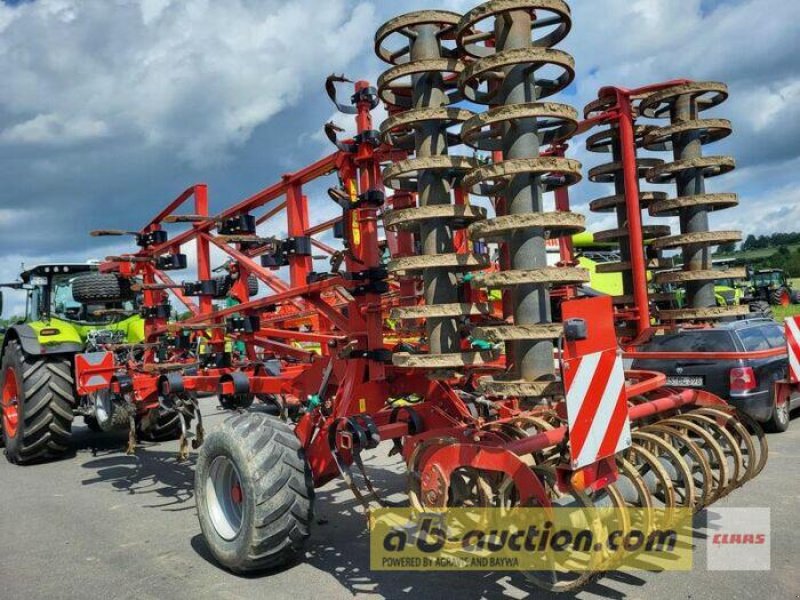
[589,191,668,213]
[651,231,742,252]
[639,81,729,119]
[472,323,564,342]
[588,158,664,183]
[393,350,498,369]
[378,58,464,108]
[390,302,492,320]
[460,102,579,150]
[459,47,575,104]
[468,211,585,242]
[646,155,736,184]
[476,377,563,398]
[472,266,589,289]
[642,118,732,150]
[383,204,487,232]
[456,0,573,58]
[648,193,738,217]
[387,252,489,274]
[375,10,461,65]
[382,155,478,191]
[593,225,671,243]
[463,156,582,196]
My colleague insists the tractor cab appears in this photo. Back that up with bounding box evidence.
[747,268,797,307]
[751,269,787,289]
[19,263,94,322]
[16,263,138,325]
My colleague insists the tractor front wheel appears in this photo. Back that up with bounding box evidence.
[195,412,313,573]
[1,341,74,464]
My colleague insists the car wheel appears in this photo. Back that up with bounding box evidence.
[765,397,790,433]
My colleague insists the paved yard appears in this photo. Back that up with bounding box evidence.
[1,405,798,600]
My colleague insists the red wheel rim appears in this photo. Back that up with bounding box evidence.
[2,368,19,438]
[231,482,243,505]
[781,291,790,307]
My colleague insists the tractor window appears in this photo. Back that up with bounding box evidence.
[51,274,83,321]
[27,287,41,321]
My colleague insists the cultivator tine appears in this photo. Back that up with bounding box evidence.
[162,214,207,223]
[191,403,205,450]
[126,413,137,456]
[91,229,138,237]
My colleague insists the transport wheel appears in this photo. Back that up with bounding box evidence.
[1,341,74,464]
[195,412,313,573]
[137,406,184,442]
[72,272,133,304]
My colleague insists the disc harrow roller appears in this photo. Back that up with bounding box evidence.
[454,0,586,398]
[377,10,489,374]
[639,82,746,320]
[583,94,673,323]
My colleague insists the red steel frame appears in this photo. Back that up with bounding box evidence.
[75,78,748,503]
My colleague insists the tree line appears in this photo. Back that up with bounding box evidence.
[741,232,800,252]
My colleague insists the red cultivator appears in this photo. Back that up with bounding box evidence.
[73,1,770,592]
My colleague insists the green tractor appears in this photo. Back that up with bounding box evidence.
[744,268,799,308]
[0,263,180,464]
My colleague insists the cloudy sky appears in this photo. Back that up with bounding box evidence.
[1,0,798,314]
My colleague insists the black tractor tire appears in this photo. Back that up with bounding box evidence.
[749,301,774,320]
[764,398,790,433]
[1,341,74,464]
[792,290,800,305]
[137,407,183,442]
[770,287,791,307]
[195,412,313,573]
[73,272,133,304]
[213,274,258,299]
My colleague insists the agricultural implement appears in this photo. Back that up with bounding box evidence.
[2,0,771,592]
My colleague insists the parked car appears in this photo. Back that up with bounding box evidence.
[631,318,799,432]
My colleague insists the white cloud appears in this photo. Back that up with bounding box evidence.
[0,113,109,145]
[0,0,798,317]
[0,0,377,165]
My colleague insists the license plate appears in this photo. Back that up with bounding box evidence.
[666,376,704,387]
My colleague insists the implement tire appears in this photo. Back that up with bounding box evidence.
[195,412,313,573]
[73,272,133,304]
[1,341,74,464]
[137,406,183,442]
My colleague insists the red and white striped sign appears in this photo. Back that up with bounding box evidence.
[785,316,800,384]
[563,348,632,470]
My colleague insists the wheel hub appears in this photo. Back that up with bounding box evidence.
[2,368,19,439]
[206,455,244,541]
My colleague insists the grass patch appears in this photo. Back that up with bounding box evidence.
[773,304,800,322]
